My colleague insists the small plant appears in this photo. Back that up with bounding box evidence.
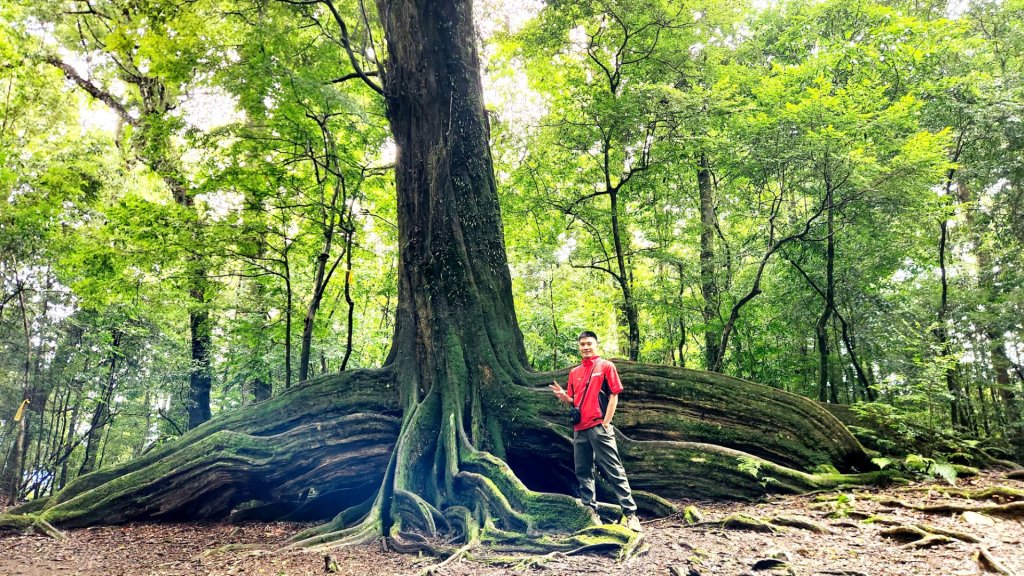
[872,453,957,486]
[812,492,856,518]
[737,456,778,488]
[831,492,855,518]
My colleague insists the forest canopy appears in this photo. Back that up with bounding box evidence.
[1,0,1022,519]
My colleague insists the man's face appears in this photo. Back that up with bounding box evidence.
[578,337,598,359]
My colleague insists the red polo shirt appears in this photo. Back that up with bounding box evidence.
[567,356,623,432]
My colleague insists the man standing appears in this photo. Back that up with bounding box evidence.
[550,331,642,532]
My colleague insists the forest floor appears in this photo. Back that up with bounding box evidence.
[2,471,1022,576]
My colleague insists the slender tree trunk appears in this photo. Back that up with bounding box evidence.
[935,136,967,430]
[283,245,294,389]
[838,314,875,401]
[249,274,273,401]
[1,285,33,504]
[609,188,640,360]
[816,180,835,403]
[187,277,213,429]
[677,319,686,368]
[300,251,332,382]
[136,387,152,456]
[47,53,214,431]
[80,330,122,476]
[937,212,965,428]
[57,394,80,491]
[697,152,721,371]
[340,229,356,371]
[299,172,344,382]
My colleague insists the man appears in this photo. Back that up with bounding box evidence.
[550,331,642,532]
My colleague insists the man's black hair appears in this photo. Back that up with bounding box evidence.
[577,330,598,342]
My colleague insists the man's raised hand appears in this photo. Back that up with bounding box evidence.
[550,381,571,404]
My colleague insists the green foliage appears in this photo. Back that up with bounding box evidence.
[737,455,778,488]
[875,454,959,486]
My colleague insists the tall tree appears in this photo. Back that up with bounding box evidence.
[35,0,218,430]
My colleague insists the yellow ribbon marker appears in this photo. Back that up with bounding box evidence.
[14,399,30,422]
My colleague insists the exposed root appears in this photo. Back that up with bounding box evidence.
[1007,470,1024,481]
[721,513,777,533]
[10,498,48,514]
[394,489,449,536]
[387,530,450,556]
[30,518,65,540]
[862,514,902,526]
[915,523,981,543]
[916,501,1024,518]
[487,529,643,570]
[879,525,930,542]
[631,489,678,517]
[866,495,1024,518]
[976,547,1016,575]
[454,471,529,532]
[980,453,1023,471]
[286,512,381,551]
[416,541,477,575]
[769,514,833,533]
[907,485,1024,502]
[901,534,955,549]
[0,514,64,539]
[879,523,977,549]
[682,505,703,525]
[480,523,641,558]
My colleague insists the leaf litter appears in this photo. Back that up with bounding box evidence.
[2,471,1021,576]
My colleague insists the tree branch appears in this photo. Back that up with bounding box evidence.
[279,0,384,95]
[44,56,136,126]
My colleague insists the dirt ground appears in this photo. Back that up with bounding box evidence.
[2,471,1021,576]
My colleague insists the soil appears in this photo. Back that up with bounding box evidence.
[2,471,1021,576]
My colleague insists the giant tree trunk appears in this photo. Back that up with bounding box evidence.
[5,0,879,556]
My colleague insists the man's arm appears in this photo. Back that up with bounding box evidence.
[602,393,619,429]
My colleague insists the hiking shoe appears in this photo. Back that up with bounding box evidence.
[625,514,643,532]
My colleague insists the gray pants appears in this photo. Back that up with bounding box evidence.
[573,425,637,515]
